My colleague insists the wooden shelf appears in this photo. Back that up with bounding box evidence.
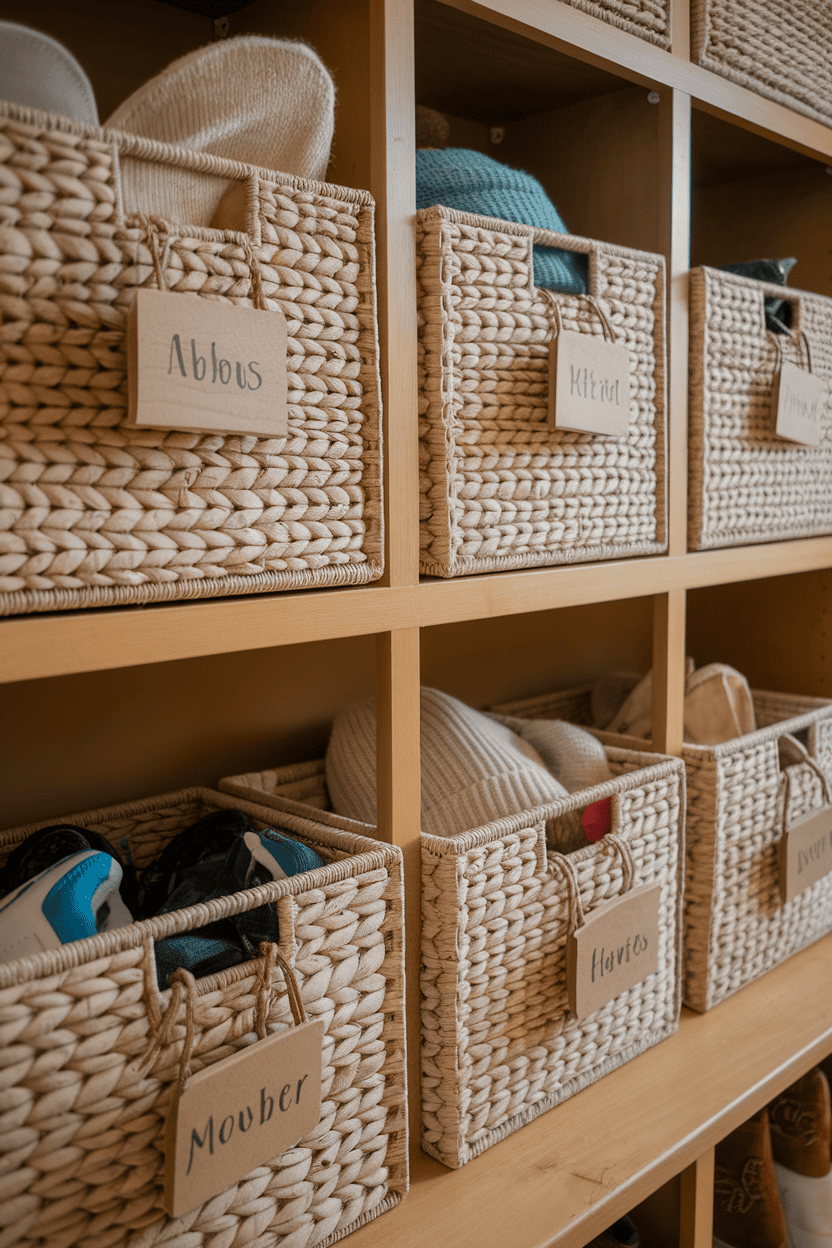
[7,536,832,682]
[347,931,832,1248]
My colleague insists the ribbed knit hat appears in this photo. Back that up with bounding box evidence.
[326,687,569,838]
[0,22,98,125]
[106,36,335,226]
[490,712,612,792]
[415,147,587,296]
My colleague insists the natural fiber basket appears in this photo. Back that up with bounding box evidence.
[688,267,832,550]
[564,0,671,46]
[0,102,383,615]
[220,747,685,1168]
[495,684,832,1013]
[416,207,667,577]
[0,787,406,1247]
[691,0,832,127]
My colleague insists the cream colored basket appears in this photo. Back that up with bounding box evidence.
[495,684,832,1013]
[416,207,667,577]
[0,102,383,615]
[689,268,832,550]
[0,787,406,1248]
[691,0,832,127]
[221,749,685,1168]
[563,0,670,45]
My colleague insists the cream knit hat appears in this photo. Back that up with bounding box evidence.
[0,21,98,125]
[490,713,612,792]
[106,36,335,226]
[326,688,569,838]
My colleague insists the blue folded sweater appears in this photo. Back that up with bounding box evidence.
[415,147,588,296]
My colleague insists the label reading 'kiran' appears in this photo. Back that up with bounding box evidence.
[566,882,660,1020]
[773,360,826,448]
[549,330,631,438]
[779,804,832,904]
[164,1018,324,1218]
[128,286,288,438]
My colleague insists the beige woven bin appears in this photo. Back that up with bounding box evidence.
[416,207,667,577]
[495,684,832,1013]
[221,748,685,1169]
[561,0,671,46]
[689,267,832,550]
[691,0,832,128]
[0,787,407,1248]
[0,102,383,615]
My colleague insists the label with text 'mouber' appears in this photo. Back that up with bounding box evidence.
[164,1018,324,1218]
[566,882,660,1020]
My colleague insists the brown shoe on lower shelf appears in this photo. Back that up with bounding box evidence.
[714,1108,789,1248]
[769,1067,832,1248]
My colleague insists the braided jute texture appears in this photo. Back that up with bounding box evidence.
[0,102,383,616]
[0,787,407,1248]
[562,0,670,45]
[416,206,667,578]
[689,268,832,550]
[221,748,685,1169]
[691,0,832,126]
[498,684,832,1013]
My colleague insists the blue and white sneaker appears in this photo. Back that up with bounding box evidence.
[0,851,133,963]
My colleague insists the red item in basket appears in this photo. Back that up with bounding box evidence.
[582,798,611,842]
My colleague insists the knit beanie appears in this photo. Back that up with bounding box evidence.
[326,687,569,838]
[106,36,335,226]
[490,713,612,792]
[0,21,98,125]
[415,147,588,296]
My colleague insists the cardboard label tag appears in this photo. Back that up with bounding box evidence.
[128,287,288,438]
[164,1018,324,1218]
[779,805,832,904]
[772,360,826,447]
[566,882,660,1020]
[549,331,631,437]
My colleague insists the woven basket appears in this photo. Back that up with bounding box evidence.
[0,787,406,1247]
[691,0,832,127]
[0,102,383,615]
[495,684,832,1013]
[221,748,685,1169]
[688,267,832,550]
[416,207,667,577]
[564,0,671,46]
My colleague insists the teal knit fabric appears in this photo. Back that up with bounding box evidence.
[415,148,588,295]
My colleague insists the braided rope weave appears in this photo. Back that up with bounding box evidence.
[221,748,684,1169]
[561,0,670,46]
[497,684,832,1014]
[416,207,667,578]
[689,268,832,550]
[0,103,383,615]
[691,0,832,126]
[0,788,407,1247]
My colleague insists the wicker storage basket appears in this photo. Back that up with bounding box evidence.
[495,684,832,1013]
[0,102,383,615]
[562,0,671,46]
[688,267,832,550]
[220,748,685,1168]
[416,207,667,577]
[0,787,406,1248]
[691,0,832,128]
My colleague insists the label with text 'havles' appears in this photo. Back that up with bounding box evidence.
[566,882,660,1020]
[549,330,631,437]
[779,804,832,904]
[164,1018,324,1218]
[773,361,826,448]
[128,287,288,439]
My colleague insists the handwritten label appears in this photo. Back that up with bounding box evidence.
[549,330,631,437]
[773,360,826,448]
[165,1019,324,1218]
[779,805,832,904]
[566,882,660,1020]
[127,287,288,438]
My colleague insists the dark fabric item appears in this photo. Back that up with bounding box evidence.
[0,823,139,914]
[153,929,244,986]
[721,258,797,334]
[608,1215,639,1247]
[136,808,253,917]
